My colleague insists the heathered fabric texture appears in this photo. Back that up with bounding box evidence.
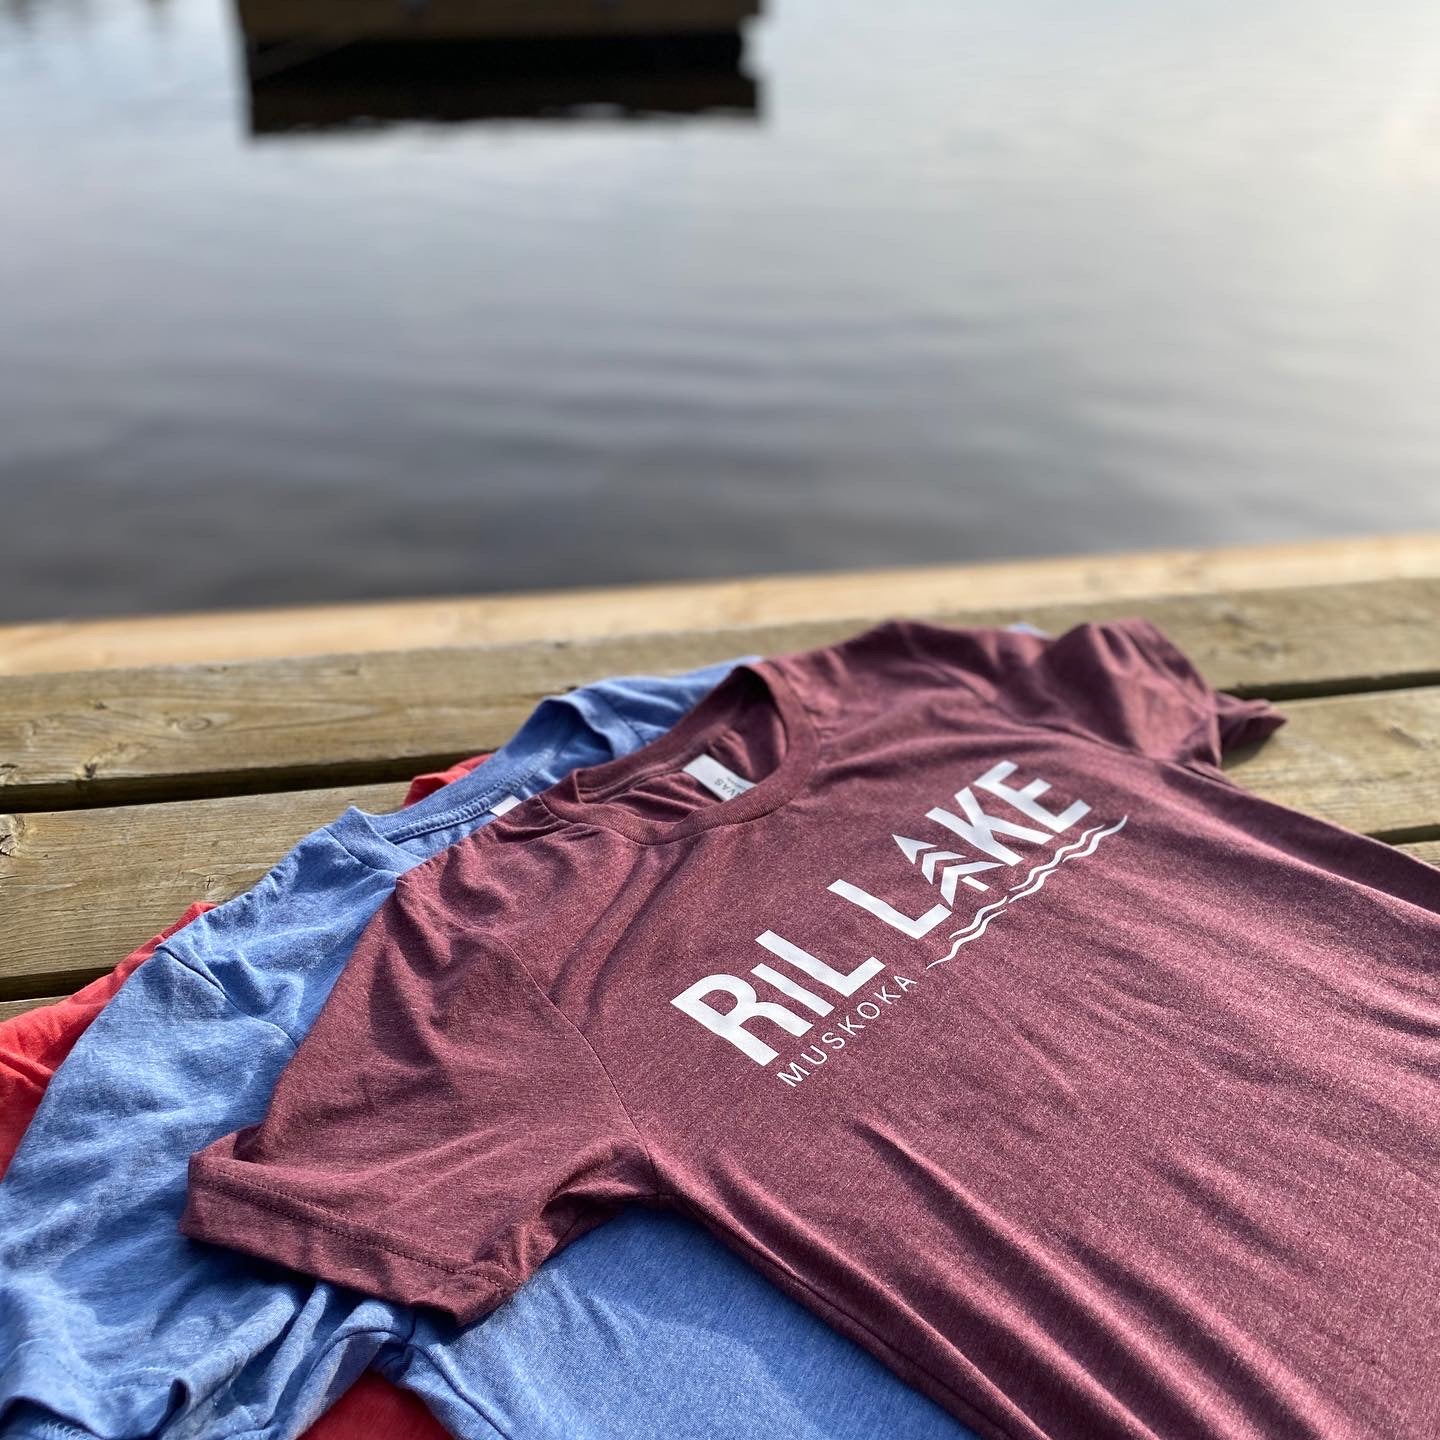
[0,661,967,1440]
[3,928,941,1440]
[0,929,448,1440]
[190,619,1440,1439]
[0,910,449,1440]
[0,905,214,1170]
[0,762,505,1440]
[0,672,717,1440]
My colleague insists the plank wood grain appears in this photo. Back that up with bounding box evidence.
[5,535,1437,677]
[5,687,1440,1001]
[1222,687,1440,844]
[0,995,60,1024]
[3,579,1439,810]
[0,780,410,1000]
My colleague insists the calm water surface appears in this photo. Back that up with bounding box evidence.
[3,0,1440,619]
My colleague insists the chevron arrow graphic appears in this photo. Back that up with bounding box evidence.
[919,849,964,882]
[897,834,1002,899]
[939,861,1001,903]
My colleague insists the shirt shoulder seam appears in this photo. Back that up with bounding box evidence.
[151,945,302,1049]
[978,698,1242,788]
[1109,617,1220,759]
[487,930,663,1202]
[579,689,649,747]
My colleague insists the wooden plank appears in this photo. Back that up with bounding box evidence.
[0,781,410,1001]
[2,579,1439,811]
[6,687,1440,1002]
[0,995,61,1023]
[1223,688,1440,845]
[1405,840,1440,867]
[4,536,1436,677]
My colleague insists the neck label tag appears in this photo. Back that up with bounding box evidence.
[489,794,522,817]
[683,754,756,802]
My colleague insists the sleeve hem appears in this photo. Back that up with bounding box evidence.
[1215,693,1286,753]
[1113,617,1286,760]
[181,1153,504,1323]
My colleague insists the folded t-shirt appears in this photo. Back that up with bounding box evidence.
[0,780,508,1440]
[0,918,444,1440]
[0,660,968,1440]
[0,750,514,1440]
[186,619,1439,1439]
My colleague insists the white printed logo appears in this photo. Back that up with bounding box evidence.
[668,760,1127,1089]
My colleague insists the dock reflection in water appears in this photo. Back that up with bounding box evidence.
[236,0,762,134]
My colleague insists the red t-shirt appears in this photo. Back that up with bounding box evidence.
[402,754,489,806]
[185,620,1440,1440]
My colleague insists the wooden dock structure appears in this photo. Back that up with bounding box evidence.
[2,534,1439,1019]
[242,35,758,132]
[235,0,763,44]
[234,0,762,131]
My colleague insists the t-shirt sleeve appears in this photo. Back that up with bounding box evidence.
[993,618,1285,768]
[182,874,653,1324]
[888,616,1283,769]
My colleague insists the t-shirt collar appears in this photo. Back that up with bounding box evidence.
[329,693,600,873]
[539,661,817,844]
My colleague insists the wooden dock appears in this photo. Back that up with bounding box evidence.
[235,0,762,44]
[242,35,758,132]
[2,535,1438,1020]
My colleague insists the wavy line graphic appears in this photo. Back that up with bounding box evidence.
[944,822,1110,943]
[926,816,1129,968]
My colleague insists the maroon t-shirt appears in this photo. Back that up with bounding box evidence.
[185,620,1440,1440]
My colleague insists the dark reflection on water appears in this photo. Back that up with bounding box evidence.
[244,34,760,134]
[2,0,1439,620]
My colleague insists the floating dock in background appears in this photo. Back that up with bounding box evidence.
[243,34,758,131]
[235,0,762,44]
[234,0,763,130]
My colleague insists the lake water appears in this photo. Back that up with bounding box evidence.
[3,0,1440,620]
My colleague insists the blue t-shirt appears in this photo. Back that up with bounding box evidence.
[0,664,971,1440]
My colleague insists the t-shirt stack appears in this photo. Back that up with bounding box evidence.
[2,619,1438,1440]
